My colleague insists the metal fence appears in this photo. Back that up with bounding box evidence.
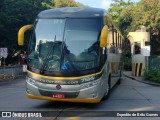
[148,56,160,69]
[0,65,26,80]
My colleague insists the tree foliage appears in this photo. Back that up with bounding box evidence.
[53,0,83,7]
[108,0,133,25]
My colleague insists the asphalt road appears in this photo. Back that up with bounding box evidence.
[0,76,160,120]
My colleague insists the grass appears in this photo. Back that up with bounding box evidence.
[144,67,160,83]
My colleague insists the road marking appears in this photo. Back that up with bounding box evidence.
[62,112,79,120]
[42,110,79,120]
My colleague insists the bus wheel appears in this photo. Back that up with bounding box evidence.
[103,77,111,100]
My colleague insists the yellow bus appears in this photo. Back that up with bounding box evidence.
[18,7,123,103]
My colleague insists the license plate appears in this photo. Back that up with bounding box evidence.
[52,93,65,98]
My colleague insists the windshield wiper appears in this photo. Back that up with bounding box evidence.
[40,35,57,74]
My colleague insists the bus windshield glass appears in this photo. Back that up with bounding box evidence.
[28,18,101,72]
[62,18,100,71]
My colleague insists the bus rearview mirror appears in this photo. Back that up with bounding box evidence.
[100,25,108,48]
[18,25,33,46]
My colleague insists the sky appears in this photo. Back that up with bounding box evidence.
[75,0,140,10]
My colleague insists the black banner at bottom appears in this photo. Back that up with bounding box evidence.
[0,111,160,118]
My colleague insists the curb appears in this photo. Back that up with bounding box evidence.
[123,73,160,87]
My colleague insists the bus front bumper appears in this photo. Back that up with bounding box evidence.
[27,94,101,103]
[26,79,103,103]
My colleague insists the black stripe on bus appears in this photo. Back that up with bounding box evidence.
[139,63,142,76]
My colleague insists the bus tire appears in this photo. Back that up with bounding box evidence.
[103,75,111,100]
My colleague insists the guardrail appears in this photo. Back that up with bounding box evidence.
[0,65,26,80]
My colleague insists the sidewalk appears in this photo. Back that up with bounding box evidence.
[123,71,160,86]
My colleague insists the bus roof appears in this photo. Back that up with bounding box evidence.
[37,7,105,19]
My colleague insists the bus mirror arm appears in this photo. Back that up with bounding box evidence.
[100,25,108,48]
[18,25,33,46]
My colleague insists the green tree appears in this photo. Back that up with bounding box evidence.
[53,0,83,7]
[108,0,133,24]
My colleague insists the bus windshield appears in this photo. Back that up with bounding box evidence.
[28,18,101,72]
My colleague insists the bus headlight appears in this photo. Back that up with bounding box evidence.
[27,77,36,85]
[81,80,99,89]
